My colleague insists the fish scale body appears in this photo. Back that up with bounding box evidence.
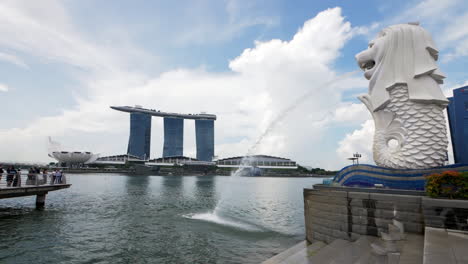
[373,85,448,169]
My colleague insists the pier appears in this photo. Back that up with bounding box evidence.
[0,173,71,208]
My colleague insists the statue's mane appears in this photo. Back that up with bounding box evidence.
[369,23,447,112]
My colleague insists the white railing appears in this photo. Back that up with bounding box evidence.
[0,172,67,188]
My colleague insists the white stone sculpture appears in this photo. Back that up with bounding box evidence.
[355,23,449,169]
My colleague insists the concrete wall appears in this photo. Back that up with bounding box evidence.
[304,185,468,244]
[422,197,468,231]
[304,185,425,244]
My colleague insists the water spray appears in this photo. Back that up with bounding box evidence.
[188,70,360,227]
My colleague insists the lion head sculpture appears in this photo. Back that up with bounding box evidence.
[355,23,448,112]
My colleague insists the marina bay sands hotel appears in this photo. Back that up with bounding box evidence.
[111,106,216,161]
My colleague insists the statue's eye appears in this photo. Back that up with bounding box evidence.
[368,43,374,48]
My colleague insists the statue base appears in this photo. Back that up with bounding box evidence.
[332,164,468,190]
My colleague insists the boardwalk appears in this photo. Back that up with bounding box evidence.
[0,172,71,208]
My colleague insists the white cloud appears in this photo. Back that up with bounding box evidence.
[0,0,152,75]
[170,0,279,45]
[0,5,366,170]
[399,0,468,62]
[442,80,468,97]
[396,0,459,23]
[0,83,9,92]
[332,103,370,124]
[359,0,468,62]
[336,119,374,164]
[0,52,28,68]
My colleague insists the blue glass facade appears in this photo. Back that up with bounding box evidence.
[115,105,216,160]
[163,118,184,157]
[447,86,468,164]
[195,119,215,161]
[127,112,151,160]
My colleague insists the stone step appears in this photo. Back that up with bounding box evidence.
[307,239,352,263]
[381,222,406,241]
[387,252,401,264]
[350,236,378,261]
[371,239,400,256]
[315,237,383,264]
[398,233,423,264]
[306,236,381,264]
[279,241,327,264]
[262,241,309,264]
[262,240,326,264]
[393,219,405,234]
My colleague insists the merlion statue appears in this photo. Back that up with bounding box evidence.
[356,23,449,169]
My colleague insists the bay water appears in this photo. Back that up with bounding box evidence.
[0,174,325,264]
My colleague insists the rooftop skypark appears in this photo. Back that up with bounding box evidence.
[110,105,217,120]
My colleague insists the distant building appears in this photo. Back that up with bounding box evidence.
[48,137,98,165]
[147,156,215,166]
[111,105,216,161]
[216,155,298,169]
[127,112,152,160]
[163,118,184,157]
[92,154,144,165]
[447,86,468,164]
[195,119,215,161]
[49,151,98,165]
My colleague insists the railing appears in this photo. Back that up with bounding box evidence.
[0,173,67,188]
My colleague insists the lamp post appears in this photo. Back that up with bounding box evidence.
[347,152,362,165]
[353,153,362,165]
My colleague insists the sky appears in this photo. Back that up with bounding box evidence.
[0,0,467,169]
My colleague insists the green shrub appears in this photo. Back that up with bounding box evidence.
[425,171,468,199]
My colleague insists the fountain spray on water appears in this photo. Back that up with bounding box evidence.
[186,70,359,230]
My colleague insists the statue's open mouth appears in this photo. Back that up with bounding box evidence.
[360,60,375,71]
[356,51,377,80]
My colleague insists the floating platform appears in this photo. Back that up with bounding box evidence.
[332,164,468,190]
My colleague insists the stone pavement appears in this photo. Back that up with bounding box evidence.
[262,234,424,264]
[263,223,468,263]
[423,227,468,264]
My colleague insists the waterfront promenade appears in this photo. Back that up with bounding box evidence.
[0,173,71,208]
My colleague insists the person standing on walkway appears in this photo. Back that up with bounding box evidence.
[6,166,16,187]
[51,169,57,184]
[55,170,63,184]
[27,167,34,185]
[13,168,21,187]
[34,167,40,185]
[42,169,48,184]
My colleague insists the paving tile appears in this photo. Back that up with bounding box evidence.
[423,227,457,264]
[399,233,423,264]
[447,230,468,264]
